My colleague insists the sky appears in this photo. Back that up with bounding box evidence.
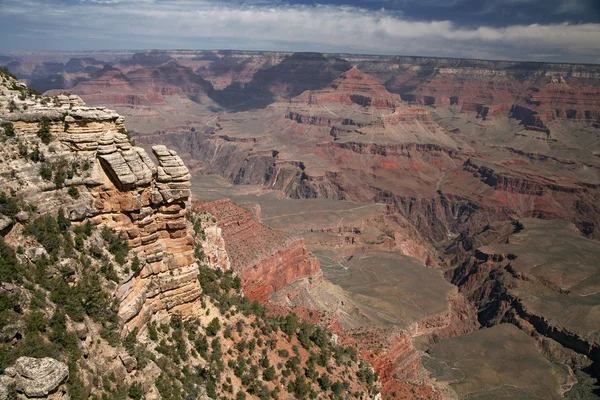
[0,0,599,63]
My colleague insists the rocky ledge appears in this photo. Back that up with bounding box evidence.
[0,357,68,399]
[0,73,200,333]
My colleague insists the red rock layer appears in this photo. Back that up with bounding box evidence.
[334,326,442,399]
[292,67,401,108]
[192,199,321,302]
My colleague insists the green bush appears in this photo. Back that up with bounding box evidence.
[128,382,143,400]
[148,323,159,341]
[39,163,52,181]
[53,169,66,187]
[67,187,79,199]
[23,215,63,259]
[18,143,28,157]
[281,313,298,337]
[37,117,52,144]
[288,374,310,398]
[101,227,129,265]
[131,256,140,273]
[0,192,20,218]
[0,67,17,80]
[57,208,71,233]
[29,146,43,163]
[205,317,220,337]
[2,122,15,137]
[25,311,47,334]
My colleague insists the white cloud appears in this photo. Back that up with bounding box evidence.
[1,0,599,62]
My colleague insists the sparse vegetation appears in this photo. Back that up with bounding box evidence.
[67,186,79,199]
[37,117,52,144]
[100,226,129,265]
[1,122,14,137]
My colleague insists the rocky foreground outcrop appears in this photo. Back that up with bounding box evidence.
[0,72,200,333]
[0,357,68,399]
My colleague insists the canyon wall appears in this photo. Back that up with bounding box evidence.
[192,199,322,302]
[0,81,201,334]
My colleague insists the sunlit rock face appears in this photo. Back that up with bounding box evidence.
[0,75,201,334]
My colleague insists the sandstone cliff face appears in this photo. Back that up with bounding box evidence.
[193,199,322,302]
[0,74,200,333]
[99,143,199,333]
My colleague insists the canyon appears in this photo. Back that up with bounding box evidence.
[2,49,600,399]
[0,69,381,399]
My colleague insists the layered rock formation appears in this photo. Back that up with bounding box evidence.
[0,73,200,333]
[0,68,388,400]
[0,357,69,399]
[192,199,321,302]
[5,50,600,134]
[291,67,400,108]
[99,143,200,332]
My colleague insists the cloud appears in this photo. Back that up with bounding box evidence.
[1,0,599,63]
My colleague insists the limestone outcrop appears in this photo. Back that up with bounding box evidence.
[0,73,200,333]
[90,142,199,332]
[0,357,68,399]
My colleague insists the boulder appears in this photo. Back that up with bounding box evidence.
[25,246,49,262]
[119,353,137,373]
[4,357,68,398]
[0,215,12,231]
[0,375,12,400]
[15,211,30,223]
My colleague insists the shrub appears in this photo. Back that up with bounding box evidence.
[18,143,28,157]
[29,146,43,162]
[194,335,209,358]
[53,169,66,188]
[131,256,140,273]
[128,382,143,400]
[148,323,158,341]
[101,227,129,265]
[1,122,14,137]
[205,317,220,337]
[277,349,289,358]
[288,374,310,398]
[0,67,17,80]
[236,391,247,400]
[39,163,52,181]
[0,192,20,218]
[23,215,63,259]
[282,313,298,337]
[25,311,47,334]
[0,239,23,284]
[57,208,71,233]
[263,365,276,381]
[37,117,52,144]
[67,187,79,199]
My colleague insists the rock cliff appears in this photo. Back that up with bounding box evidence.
[192,199,322,302]
[0,71,200,333]
[0,68,383,400]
